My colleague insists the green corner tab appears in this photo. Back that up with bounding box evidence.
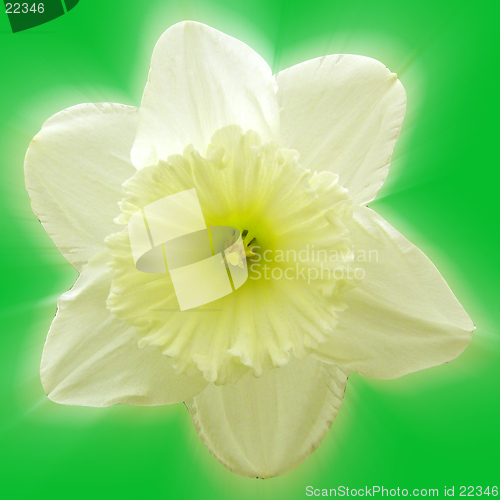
[4,0,67,33]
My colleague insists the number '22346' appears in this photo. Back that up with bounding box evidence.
[5,3,45,14]
[459,486,499,497]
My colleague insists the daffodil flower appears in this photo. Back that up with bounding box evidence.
[25,21,474,478]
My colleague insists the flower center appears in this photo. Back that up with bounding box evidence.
[107,125,355,384]
[224,230,256,269]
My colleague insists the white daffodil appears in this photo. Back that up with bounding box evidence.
[25,21,474,478]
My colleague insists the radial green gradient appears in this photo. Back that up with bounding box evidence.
[0,0,498,498]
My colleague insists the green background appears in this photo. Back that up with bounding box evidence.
[0,0,498,498]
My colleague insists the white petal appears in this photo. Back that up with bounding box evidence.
[41,250,207,406]
[276,55,406,205]
[314,206,474,378]
[25,103,138,270]
[186,357,347,478]
[131,21,279,168]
